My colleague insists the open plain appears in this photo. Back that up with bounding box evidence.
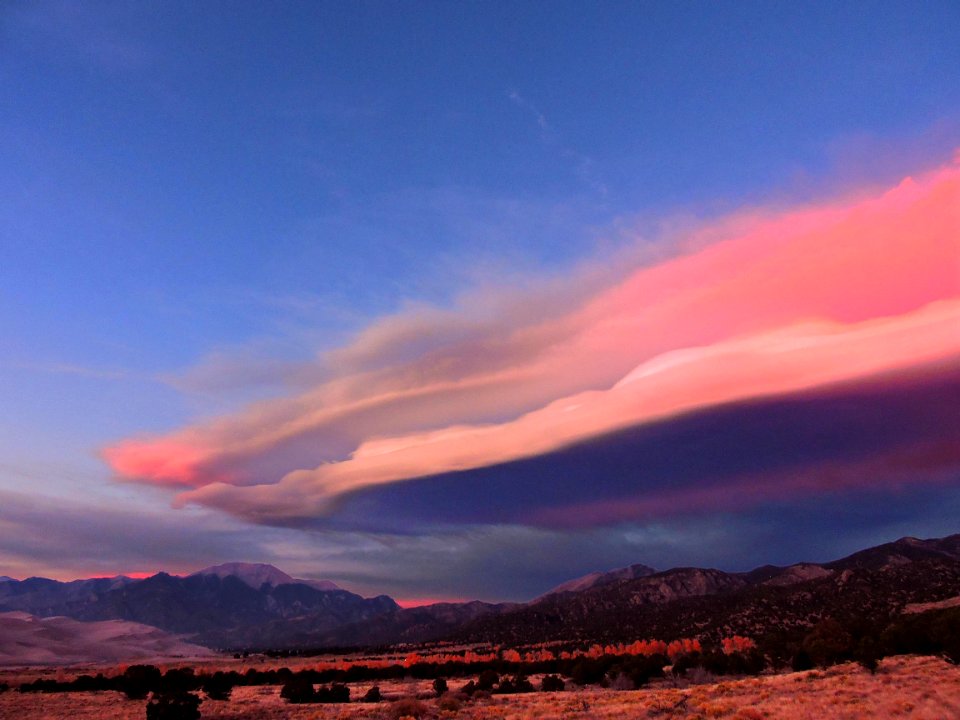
[1,655,957,720]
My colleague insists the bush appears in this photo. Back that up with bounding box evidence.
[120,665,162,700]
[541,674,565,692]
[791,649,814,672]
[670,653,699,677]
[570,659,606,686]
[362,685,382,702]
[389,697,429,719]
[802,619,853,667]
[316,683,350,703]
[202,672,233,700]
[145,691,202,720]
[495,675,533,694]
[280,677,316,703]
[161,668,196,693]
[432,677,448,696]
[438,694,462,712]
[459,680,477,695]
[855,638,879,674]
[476,670,499,691]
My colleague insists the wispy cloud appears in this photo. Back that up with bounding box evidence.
[7,361,134,382]
[103,158,960,526]
[508,90,609,196]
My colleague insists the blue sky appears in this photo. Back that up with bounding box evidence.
[1,1,959,601]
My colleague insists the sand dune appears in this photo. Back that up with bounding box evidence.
[0,611,216,666]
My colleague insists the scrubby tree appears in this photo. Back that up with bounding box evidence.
[541,675,565,691]
[316,683,350,703]
[802,619,853,667]
[791,648,814,672]
[476,670,499,691]
[280,677,316,703]
[120,665,161,700]
[432,677,448,696]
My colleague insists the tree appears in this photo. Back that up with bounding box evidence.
[316,683,350,703]
[802,619,853,667]
[541,675,565,691]
[476,670,499,691]
[280,677,316,703]
[120,665,161,700]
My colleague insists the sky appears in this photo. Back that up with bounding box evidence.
[1,1,959,603]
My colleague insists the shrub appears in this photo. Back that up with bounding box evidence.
[855,638,879,674]
[362,685,382,702]
[476,670,499,691]
[495,675,533,694]
[802,619,853,667]
[432,677,448,696]
[316,683,350,703]
[280,677,316,703]
[202,672,233,700]
[161,668,196,693]
[671,653,699,677]
[459,680,477,695]
[120,665,162,700]
[438,694,462,712]
[791,649,814,672]
[541,674,565,692]
[570,659,606,686]
[145,691,202,720]
[0,682,8,694]
[389,697,429,719]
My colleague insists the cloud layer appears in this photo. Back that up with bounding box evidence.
[104,160,960,525]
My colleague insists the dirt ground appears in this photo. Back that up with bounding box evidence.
[1,654,957,719]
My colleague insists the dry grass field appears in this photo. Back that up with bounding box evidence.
[1,654,958,720]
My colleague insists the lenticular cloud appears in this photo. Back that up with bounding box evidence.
[104,159,960,524]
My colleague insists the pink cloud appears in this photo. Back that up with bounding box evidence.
[104,158,960,523]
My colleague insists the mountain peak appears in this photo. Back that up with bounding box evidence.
[538,562,656,599]
[192,562,295,589]
[191,562,341,591]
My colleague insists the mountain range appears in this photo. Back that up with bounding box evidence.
[1,535,958,654]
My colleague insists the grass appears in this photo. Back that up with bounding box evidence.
[1,655,958,719]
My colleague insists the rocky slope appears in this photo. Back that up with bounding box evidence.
[451,535,960,647]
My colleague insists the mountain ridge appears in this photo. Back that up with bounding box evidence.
[1,532,957,651]
[191,562,341,592]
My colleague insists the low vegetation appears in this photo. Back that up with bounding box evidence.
[3,605,957,719]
